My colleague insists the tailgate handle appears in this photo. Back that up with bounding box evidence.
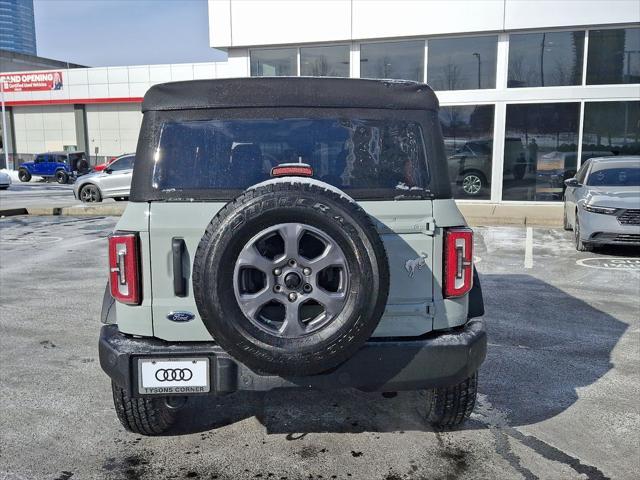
[172,238,187,297]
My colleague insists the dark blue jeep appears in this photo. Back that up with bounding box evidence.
[18,151,90,184]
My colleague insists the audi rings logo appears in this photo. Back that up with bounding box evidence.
[155,368,193,382]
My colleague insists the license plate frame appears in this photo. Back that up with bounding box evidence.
[137,357,210,395]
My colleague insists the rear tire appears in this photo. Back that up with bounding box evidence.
[18,169,31,182]
[55,170,69,184]
[111,382,178,436]
[425,372,478,428]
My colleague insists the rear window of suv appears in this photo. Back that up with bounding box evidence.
[151,118,430,195]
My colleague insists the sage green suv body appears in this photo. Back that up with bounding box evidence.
[99,77,486,435]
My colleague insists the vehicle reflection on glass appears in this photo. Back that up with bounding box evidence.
[447,140,492,197]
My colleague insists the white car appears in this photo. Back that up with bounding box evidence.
[73,154,134,203]
[564,156,640,251]
[0,170,12,190]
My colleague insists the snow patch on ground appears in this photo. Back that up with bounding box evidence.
[0,168,42,182]
[1,168,20,182]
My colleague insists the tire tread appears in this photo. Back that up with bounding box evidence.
[426,372,478,428]
[111,382,176,435]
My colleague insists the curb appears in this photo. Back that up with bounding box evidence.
[466,217,563,227]
[0,204,126,217]
[458,203,563,228]
[0,208,28,217]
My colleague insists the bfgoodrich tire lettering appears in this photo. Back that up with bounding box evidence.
[192,182,390,376]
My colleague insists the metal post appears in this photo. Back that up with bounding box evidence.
[0,79,9,170]
[540,33,546,87]
[472,53,481,89]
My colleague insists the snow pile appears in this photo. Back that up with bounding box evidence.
[0,168,20,182]
[0,168,43,182]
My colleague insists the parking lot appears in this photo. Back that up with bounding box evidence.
[0,181,79,210]
[0,216,638,480]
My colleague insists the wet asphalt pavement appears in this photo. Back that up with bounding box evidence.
[0,182,79,210]
[0,181,120,210]
[0,216,638,480]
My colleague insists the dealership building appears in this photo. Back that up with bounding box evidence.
[1,0,638,206]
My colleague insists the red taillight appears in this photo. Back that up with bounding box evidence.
[443,227,473,298]
[108,232,141,305]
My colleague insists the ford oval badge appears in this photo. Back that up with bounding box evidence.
[167,311,195,323]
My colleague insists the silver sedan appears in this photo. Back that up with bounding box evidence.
[74,154,134,203]
[564,156,640,251]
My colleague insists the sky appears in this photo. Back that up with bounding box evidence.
[33,0,227,67]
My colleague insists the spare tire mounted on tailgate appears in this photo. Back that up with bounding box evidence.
[193,181,390,376]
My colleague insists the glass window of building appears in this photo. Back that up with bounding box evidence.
[427,35,498,90]
[439,105,495,199]
[582,101,640,162]
[508,31,585,87]
[360,40,424,82]
[586,27,640,84]
[300,45,350,77]
[250,48,298,77]
[502,103,580,201]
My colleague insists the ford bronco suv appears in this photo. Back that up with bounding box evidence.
[99,77,486,435]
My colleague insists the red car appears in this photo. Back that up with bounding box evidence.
[93,153,134,172]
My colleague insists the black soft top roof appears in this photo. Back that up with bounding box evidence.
[142,77,439,113]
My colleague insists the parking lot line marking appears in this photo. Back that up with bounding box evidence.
[524,227,533,269]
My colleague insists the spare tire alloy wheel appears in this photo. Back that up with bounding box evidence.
[234,223,348,338]
[193,182,390,376]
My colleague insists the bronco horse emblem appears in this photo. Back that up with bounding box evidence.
[405,252,429,278]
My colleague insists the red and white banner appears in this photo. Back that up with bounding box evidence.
[0,71,64,92]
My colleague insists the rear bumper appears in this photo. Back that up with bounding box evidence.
[99,320,487,397]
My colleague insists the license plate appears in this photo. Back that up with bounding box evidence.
[138,358,210,395]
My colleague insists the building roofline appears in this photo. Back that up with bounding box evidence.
[0,49,87,73]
